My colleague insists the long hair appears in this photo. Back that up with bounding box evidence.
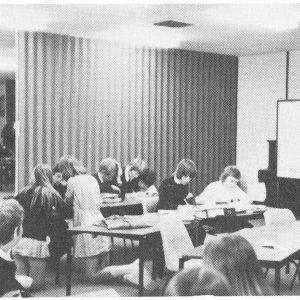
[203,235,274,296]
[164,266,230,296]
[53,156,86,181]
[20,164,63,212]
[175,159,197,179]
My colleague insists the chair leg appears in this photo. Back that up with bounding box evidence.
[109,237,114,265]
[264,268,269,277]
[286,262,290,274]
[54,258,60,285]
[289,261,300,290]
[123,239,128,260]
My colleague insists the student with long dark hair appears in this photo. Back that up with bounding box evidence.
[13,164,67,290]
[203,235,274,295]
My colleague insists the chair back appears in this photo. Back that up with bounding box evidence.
[141,196,159,213]
[264,208,296,227]
[158,211,194,272]
[100,203,143,218]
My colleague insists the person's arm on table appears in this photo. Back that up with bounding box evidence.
[195,184,214,205]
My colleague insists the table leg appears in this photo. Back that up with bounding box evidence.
[138,239,145,297]
[66,236,72,296]
[275,267,281,295]
[152,247,160,280]
[179,258,185,270]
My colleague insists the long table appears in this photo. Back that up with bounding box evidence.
[65,205,268,296]
[179,221,300,294]
[66,225,160,296]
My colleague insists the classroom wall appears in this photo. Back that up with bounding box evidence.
[289,50,300,99]
[17,31,238,192]
[237,52,286,201]
[0,81,6,135]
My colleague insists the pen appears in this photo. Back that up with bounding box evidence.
[262,245,274,249]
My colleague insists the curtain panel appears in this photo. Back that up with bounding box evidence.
[17,31,238,194]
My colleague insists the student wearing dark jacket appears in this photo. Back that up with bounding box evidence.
[120,157,147,199]
[157,159,197,210]
[13,164,68,290]
[93,158,121,195]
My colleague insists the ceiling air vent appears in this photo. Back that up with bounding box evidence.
[154,20,193,28]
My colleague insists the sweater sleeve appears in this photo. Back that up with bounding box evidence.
[195,183,214,205]
[157,180,170,210]
[64,180,75,218]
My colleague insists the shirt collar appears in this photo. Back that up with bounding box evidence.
[0,248,13,261]
[174,175,181,184]
[97,172,104,183]
[125,166,130,182]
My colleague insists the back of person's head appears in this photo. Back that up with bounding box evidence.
[53,156,86,181]
[203,235,274,296]
[99,158,120,183]
[128,157,147,174]
[175,159,197,180]
[138,169,156,188]
[34,164,53,187]
[164,266,230,296]
[220,165,241,183]
[25,164,63,212]
[0,199,24,246]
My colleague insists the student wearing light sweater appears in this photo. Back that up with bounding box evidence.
[195,166,251,207]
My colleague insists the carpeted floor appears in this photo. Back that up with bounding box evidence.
[31,223,300,298]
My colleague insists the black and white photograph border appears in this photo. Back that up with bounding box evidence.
[0,0,300,298]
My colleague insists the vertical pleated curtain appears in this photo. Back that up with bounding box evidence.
[17,31,238,194]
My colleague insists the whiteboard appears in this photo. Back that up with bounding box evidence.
[277,100,300,179]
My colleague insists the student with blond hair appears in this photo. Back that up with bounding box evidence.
[163,266,230,296]
[93,157,122,195]
[63,158,111,282]
[0,199,32,296]
[157,159,197,210]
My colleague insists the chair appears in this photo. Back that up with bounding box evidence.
[263,208,299,289]
[264,208,296,227]
[158,211,201,273]
[140,196,159,214]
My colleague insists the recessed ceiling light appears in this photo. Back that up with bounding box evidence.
[154,20,194,28]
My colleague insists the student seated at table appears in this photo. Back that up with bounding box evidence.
[0,199,33,297]
[203,235,274,296]
[136,169,158,197]
[157,159,197,211]
[53,155,81,199]
[163,266,230,296]
[120,157,148,199]
[13,164,68,290]
[93,158,122,195]
[195,166,251,207]
[64,159,112,283]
